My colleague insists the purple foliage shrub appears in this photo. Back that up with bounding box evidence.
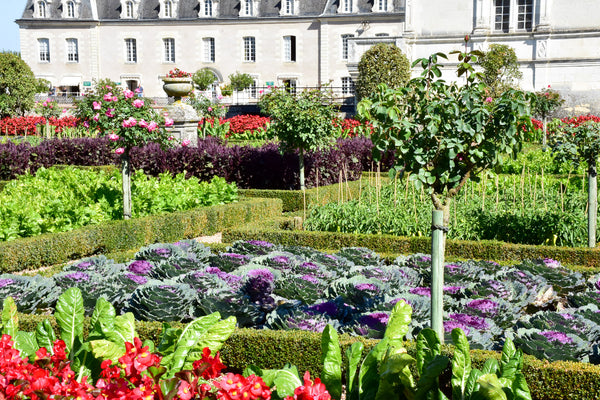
[1,136,392,189]
[0,141,31,180]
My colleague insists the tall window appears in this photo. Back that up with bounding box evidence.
[284,0,294,14]
[341,77,354,95]
[283,35,296,62]
[243,0,253,16]
[66,1,75,17]
[38,1,47,18]
[204,0,213,16]
[163,38,175,63]
[125,38,137,63]
[38,38,50,62]
[203,37,215,62]
[376,0,387,11]
[494,0,510,32]
[66,38,79,62]
[517,0,533,31]
[341,34,354,60]
[126,1,134,17]
[164,0,173,17]
[243,36,255,62]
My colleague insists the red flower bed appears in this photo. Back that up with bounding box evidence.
[560,114,600,127]
[333,118,373,137]
[226,114,270,135]
[0,116,81,135]
[0,334,332,400]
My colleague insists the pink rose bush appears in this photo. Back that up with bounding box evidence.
[75,80,174,153]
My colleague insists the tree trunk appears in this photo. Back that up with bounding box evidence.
[121,152,132,220]
[299,148,305,191]
[431,209,445,343]
[588,160,597,248]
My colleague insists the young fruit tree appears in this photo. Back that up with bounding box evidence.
[258,86,339,191]
[551,120,600,248]
[357,51,533,340]
[531,85,564,147]
[75,80,175,219]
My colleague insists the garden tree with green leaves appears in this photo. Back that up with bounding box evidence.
[228,71,254,92]
[192,68,217,91]
[551,121,600,248]
[0,52,39,118]
[75,79,175,219]
[259,86,340,191]
[355,43,411,101]
[532,85,564,147]
[477,44,522,98]
[357,51,533,340]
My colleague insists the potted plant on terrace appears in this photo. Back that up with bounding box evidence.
[163,68,194,102]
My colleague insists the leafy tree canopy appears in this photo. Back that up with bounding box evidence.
[478,44,522,98]
[0,52,39,118]
[355,43,411,101]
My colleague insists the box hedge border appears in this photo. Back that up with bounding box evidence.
[15,313,600,400]
[223,221,600,271]
[0,197,281,273]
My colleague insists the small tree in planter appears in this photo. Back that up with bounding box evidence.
[357,51,533,340]
[551,120,600,248]
[532,85,564,148]
[75,79,175,219]
[258,86,339,191]
[193,68,217,91]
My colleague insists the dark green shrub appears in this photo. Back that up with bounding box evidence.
[355,43,410,101]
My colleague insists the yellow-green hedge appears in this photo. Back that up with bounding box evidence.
[15,313,600,400]
[223,221,600,271]
[0,197,282,273]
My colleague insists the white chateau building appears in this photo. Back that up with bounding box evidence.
[16,0,600,109]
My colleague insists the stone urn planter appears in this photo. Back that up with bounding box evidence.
[162,77,194,102]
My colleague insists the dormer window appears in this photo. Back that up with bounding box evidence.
[338,0,355,13]
[240,0,258,17]
[280,0,296,15]
[120,0,140,18]
[126,1,134,17]
[159,0,179,18]
[372,0,391,12]
[37,0,48,18]
[61,0,80,18]
[199,0,218,17]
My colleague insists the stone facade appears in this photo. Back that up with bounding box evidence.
[16,0,600,112]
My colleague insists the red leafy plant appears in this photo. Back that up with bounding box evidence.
[0,335,281,400]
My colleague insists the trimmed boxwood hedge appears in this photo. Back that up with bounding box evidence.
[15,313,600,400]
[0,197,282,273]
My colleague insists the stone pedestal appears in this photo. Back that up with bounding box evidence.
[162,102,199,147]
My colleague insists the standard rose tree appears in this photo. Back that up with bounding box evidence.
[75,80,175,219]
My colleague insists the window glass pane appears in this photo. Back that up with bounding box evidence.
[164,38,175,62]
[39,39,50,62]
[67,38,78,62]
[244,37,255,62]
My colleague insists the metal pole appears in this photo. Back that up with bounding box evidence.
[431,209,445,342]
[589,160,597,248]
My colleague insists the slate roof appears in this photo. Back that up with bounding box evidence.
[20,0,403,21]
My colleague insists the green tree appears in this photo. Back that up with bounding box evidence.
[357,51,533,340]
[259,86,339,191]
[551,121,600,247]
[531,85,564,147]
[228,72,254,92]
[0,52,39,118]
[75,79,174,219]
[192,68,217,91]
[355,43,411,101]
[478,44,522,98]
